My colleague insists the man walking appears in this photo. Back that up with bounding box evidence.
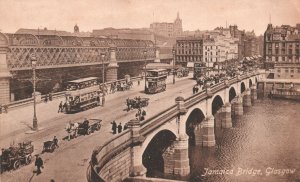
[53,136,59,148]
[111,121,117,134]
[117,123,122,134]
[35,155,44,175]
[58,101,63,113]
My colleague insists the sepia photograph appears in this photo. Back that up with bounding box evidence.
[0,0,299,181]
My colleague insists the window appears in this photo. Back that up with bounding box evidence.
[275,49,279,54]
[298,68,300,73]
[275,57,279,62]
[278,75,280,78]
[291,75,294,78]
[282,57,285,61]
[275,43,279,48]
[277,69,281,73]
[291,69,294,73]
[285,69,289,73]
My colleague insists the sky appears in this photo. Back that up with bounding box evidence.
[0,0,299,35]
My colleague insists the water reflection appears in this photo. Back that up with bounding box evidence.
[189,99,300,182]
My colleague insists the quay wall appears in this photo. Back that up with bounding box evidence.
[257,79,300,98]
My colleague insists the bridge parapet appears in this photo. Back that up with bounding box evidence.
[88,71,260,181]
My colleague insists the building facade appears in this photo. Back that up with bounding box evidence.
[264,24,300,79]
[150,12,183,38]
[174,37,203,67]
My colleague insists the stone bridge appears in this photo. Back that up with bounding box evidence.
[87,71,262,182]
[0,32,172,102]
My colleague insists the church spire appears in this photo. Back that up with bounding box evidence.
[177,12,180,19]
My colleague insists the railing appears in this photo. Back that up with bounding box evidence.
[89,71,260,181]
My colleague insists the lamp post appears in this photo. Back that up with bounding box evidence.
[101,53,106,106]
[31,54,38,131]
[143,50,147,92]
[172,48,176,84]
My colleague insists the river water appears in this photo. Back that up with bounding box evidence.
[188,99,300,182]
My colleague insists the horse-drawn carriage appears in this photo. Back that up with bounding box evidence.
[1,141,34,172]
[126,97,149,111]
[116,81,132,91]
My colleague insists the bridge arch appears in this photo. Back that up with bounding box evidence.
[142,129,177,175]
[240,82,246,93]
[249,79,253,87]
[186,108,206,146]
[211,95,224,116]
[229,87,237,103]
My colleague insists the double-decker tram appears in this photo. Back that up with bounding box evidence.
[65,77,101,113]
[193,62,206,79]
[145,69,168,94]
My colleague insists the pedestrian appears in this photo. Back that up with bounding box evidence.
[123,123,128,130]
[58,101,63,113]
[193,86,196,94]
[63,102,67,112]
[53,136,59,148]
[65,121,72,141]
[138,79,140,86]
[44,95,48,103]
[49,93,53,101]
[117,123,122,133]
[111,120,117,134]
[35,155,44,175]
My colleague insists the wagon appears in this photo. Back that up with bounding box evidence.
[77,119,102,135]
[126,97,149,111]
[42,141,57,153]
[0,141,34,173]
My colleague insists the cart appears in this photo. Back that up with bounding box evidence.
[0,141,34,173]
[42,141,57,153]
[77,119,102,135]
[126,97,149,111]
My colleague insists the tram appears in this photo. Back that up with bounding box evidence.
[65,77,101,113]
[145,69,168,94]
[193,62,206,79]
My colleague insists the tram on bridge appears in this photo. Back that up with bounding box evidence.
[145,69,168,94]
[193,62,206,79]
[65,77,101,113]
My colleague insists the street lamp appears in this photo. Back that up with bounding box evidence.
[143,50,147,92]
[31,54,38,131]
[172,48,176,84]
[100,53,106,106]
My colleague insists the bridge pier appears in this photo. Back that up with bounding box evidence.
[106,46,119,82]
[251,85,257,102]
[221,103,232,128]
[0,33,11,104]
[202,116,216,147]
[128,119,147,177]
[243,89,252,107]
[233,96,243,116]
[162,136,190,176]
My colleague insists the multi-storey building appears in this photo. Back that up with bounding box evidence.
[203,38,219,68]
[264,23,300,79]
[174,37,203,67]
[150,12,182,38]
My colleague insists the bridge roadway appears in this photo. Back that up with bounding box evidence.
[0,74,197,182]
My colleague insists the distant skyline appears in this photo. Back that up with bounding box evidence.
[0,0,299,35]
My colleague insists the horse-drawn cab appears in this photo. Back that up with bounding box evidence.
[126,97,149,111]
[1,141,34,172]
